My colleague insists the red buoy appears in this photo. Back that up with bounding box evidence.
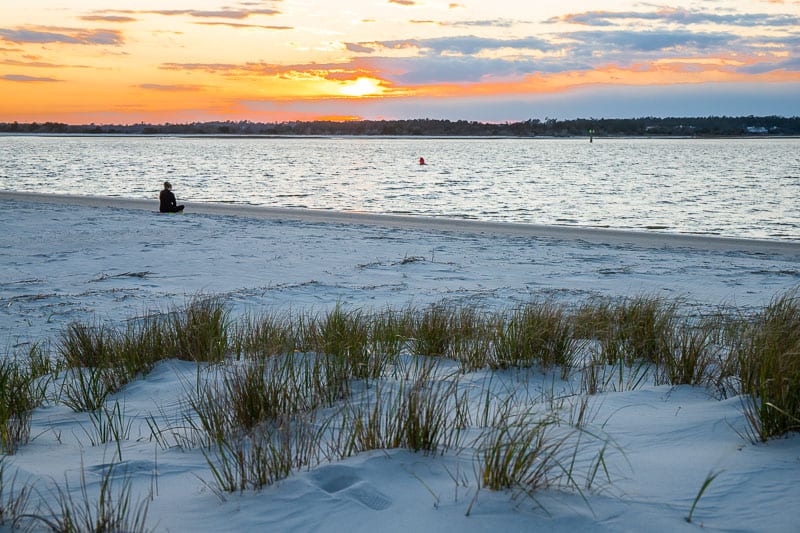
[419,157,426,165]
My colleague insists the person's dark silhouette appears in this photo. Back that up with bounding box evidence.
[159,181,184,213]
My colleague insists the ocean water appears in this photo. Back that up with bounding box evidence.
[1,135,798,240]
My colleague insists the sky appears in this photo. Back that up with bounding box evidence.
[1,0,799,124]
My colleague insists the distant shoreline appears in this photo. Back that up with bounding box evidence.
[3,191,799,258]
[2,132,800,141]
[3,115,799,137]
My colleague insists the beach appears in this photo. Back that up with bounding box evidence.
[1,193,799,532]
[3,192,799,345]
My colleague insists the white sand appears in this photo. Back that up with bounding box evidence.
[3,192,798,346]
[4,191,799,255]
[1,193,798,532]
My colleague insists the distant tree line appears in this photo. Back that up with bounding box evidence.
[1,116,799,137]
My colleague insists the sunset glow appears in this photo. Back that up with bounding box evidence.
[1,1,798,123]
[339,77,387,97]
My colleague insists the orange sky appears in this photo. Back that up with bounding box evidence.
[1,1,798,123]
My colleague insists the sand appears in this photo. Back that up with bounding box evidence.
[1,192,798,532]
[4,191,799,256]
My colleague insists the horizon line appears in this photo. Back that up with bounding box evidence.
[2,114,799,128]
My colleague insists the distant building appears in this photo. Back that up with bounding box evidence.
[746,126,768,134]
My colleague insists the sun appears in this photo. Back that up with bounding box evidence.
[339,77,384,97]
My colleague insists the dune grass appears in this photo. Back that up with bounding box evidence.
[31,463,151,533]
[0,458,33,528]
[55,297,232,413]
[476,410,568,493]
[11,291,800,445]
[337,364,464,457]
[0,352,48,454]
[2,289,800,521]
[0,457,152,532]
[660,321,721,387]
[492,302,579,377]
[734,290,800,441]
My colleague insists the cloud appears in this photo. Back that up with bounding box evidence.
[164,23,793,89]
[341,13,796,81]
[554,29,798,74]
[341,35,566,84]
[349,35,552,56]
[1,74,61,82]
[183,9,280,19]
[342,23,800,86]
[0,27,124,45]
[409,19,519,29]
[159,61,278,75]
[565,29,735,54]
[80,15,137,23]
[158,53,550,86]
[1,58,88,69]
[138,83,205,92]
[193,22,293,30]
[443,19,518,28]
[359,56,544,84]
[239,81,800,121]
[158,61,376,80]
[552,8,799,28]
[739,56,800,74]
[127,9,280,19]
[389,0,417,5]
[346,43,375,53]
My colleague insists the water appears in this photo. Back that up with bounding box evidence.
[1,135,798,240]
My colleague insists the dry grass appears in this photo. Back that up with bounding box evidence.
[2,289,800,522]
[734,290,800,440]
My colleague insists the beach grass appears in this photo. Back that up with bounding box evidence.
[81,399,133,462]
[686,469,723,524]
[0,351,48,454]
[491,302,579,377]
[168,296,231,363]
[2,289,800,520]
[475,409,565,493]
[0,457,33,528]
[734,290,800,441]
[660,320,721,387]
[31,463,151,533]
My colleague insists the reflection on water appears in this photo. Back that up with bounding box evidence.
[1,135,798,240]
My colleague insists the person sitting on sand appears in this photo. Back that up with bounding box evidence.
[159,181,184,213]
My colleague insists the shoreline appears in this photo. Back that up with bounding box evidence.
[3,132,800,140]
[2,190,799,258]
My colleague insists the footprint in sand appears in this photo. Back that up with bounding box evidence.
[311,464,392,511]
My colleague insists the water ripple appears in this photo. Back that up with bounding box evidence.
[1,136,798,241]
